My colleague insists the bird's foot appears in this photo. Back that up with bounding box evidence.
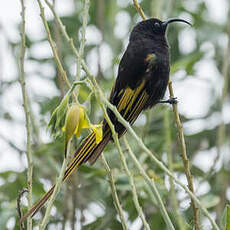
[158,97,178,105]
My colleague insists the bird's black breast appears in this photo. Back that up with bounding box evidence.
[143,48,170,109]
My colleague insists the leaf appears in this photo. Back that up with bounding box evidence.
[56,94,70,128]
[227,205,230,230]
[223,204,230,230]
[200,194,220,209]
[47,93,70,137]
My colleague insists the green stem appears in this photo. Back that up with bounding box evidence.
[39,141,71,230]
[75,0,90,99]
[37,0,72,89]
[100,103,150,230]
[123,137,175,230]
[102,97,219,230]
[41,2,220,229]
[101,154,128,230]
[164,109,185,230]
[19,1,33,229]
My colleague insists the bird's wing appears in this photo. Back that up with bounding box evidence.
[106,42,157,135]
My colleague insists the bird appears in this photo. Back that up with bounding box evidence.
[20,17,191,223]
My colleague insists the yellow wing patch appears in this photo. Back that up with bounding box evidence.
[145,53,156,62]
[117,79,146,116]
[128,90,148,123]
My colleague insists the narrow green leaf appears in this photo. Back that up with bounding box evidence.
[227,205,230,230]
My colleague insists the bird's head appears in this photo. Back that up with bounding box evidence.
[130,18,191,41]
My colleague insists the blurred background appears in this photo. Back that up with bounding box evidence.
[0,0,230,229]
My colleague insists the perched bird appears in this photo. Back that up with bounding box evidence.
[20,17,191,223]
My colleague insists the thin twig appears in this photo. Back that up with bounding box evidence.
[133,1,200,229]
[17,189,29,230]
[120,154,151,230]
[19,1,33,229]
[42,0,93,80]
[99,100,151,229]
[101,154,128,230]
[28,98,41,144]
[37,0,71,89]
[163,3,184,229]
[123,136,175,230]
[39,141,71,230]
[164,109,186,230]
[133,0,146,20]
[76,0,89,81]
[168,80,200,230]
[74,0,89,103]
[52,0,65,97]
[101,96,220,230]
[144,183,157,205]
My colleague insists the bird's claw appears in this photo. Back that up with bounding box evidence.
[159,97,178,105]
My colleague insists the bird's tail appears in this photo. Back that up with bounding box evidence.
[19,131,110,224]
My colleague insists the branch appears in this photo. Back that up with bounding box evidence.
[164,109,186,230]
[19,1,33,229]
[42,0,93,82]
[101,154,128,230]
[123,137,174,230]
[37,0,71,89]
[102,94,219,230]
[101,99,151,229]
[17,189,29,230]
[73,0,90,102]
[40,2,220,229]
[120,153,151,230]
[133,0,146,20]
[39,142,72,230]
[94,81,174,228]
[76,0,89,81]
[133,1,200,229]
[168,80,200,230]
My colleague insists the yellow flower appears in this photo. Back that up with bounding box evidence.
[74,106,103,144]
[75,106,90,138]
[90,123,103,144]
[63,105,103,153]
[64,104,81,153]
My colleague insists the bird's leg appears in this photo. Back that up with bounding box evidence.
[158,97,178,105]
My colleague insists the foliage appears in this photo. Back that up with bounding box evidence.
[0,0,229,229]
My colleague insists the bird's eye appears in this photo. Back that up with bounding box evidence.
[154,22,160,28]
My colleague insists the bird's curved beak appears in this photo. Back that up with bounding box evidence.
[162,18,192,31]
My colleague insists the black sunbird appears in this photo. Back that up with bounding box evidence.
[20,17,191,223]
